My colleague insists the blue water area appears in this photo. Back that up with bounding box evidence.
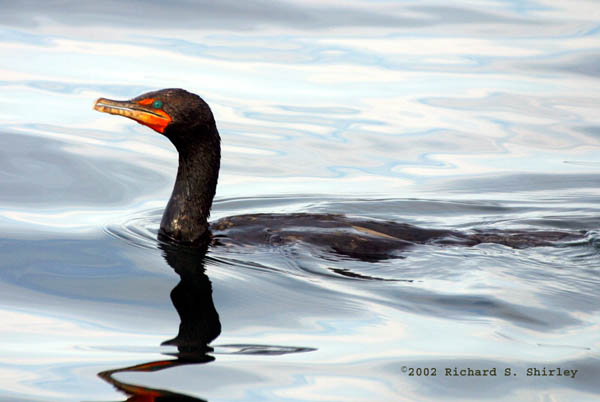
[1,1,600,401]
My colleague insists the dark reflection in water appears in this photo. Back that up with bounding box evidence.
[99,236,315,401]
[99,240,216,401]
[158,240,221,354]
[99,359,209,402]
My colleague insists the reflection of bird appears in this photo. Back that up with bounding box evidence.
[98,229,315,401]
[98,240,217,401]
[98,359,208,402]
[94,89,582,259]
[159,241,221,353]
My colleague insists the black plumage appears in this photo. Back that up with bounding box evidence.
[94,89,585,259]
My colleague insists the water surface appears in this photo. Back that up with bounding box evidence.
[1,1,599,400]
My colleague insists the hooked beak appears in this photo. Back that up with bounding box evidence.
[93,98,172,133]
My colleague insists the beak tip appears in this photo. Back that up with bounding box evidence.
[93,98,105,112]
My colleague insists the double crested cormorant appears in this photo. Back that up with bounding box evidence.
[94,89,582,258]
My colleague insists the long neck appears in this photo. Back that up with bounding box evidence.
[160,128,220,244]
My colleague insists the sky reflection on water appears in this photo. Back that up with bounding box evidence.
[0,0,599,401]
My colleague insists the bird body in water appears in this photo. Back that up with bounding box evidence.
[94,88,583,259]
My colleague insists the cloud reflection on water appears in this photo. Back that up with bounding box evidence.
[0,1,542,32]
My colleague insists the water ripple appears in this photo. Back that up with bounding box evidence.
[104,208,162,250]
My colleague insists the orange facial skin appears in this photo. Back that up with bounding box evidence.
[93,97,172,133]
[137,98,156,106]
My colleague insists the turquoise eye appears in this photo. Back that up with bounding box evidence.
[152,100,163,109]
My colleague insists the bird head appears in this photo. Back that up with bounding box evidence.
[94,88,216,145]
